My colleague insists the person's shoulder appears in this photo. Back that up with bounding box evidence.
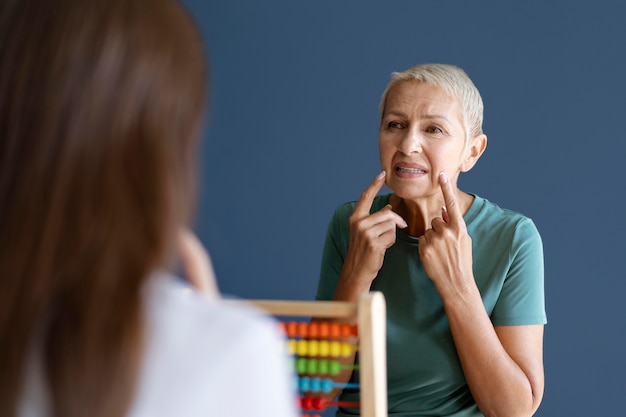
[145,273,280,332]
[472,195,534,224]
[470,195,540,239]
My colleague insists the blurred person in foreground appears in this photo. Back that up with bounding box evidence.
[0,0,297,416]
[317,63,546,416]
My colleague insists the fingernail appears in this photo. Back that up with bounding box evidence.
[377,170,386,180]
[439,172,448,184]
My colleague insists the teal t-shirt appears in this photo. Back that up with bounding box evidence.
[316,194,546,417]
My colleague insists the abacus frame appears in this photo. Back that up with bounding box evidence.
[250,291,387,417]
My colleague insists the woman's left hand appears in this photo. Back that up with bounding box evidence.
[418,172,474,296]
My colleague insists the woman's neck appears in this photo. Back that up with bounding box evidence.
[389,191,474,237]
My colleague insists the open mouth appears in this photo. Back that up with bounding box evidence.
[396,167,426,174]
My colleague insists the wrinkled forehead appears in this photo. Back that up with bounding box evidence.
[383,81,465,123]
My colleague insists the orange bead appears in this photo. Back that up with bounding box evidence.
[319,321,329,338]
[286,321,297,338]
[297,321,308,338]
[308,322,319,338]
[330,322,340,338]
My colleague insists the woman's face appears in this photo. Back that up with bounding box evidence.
[379,80,471,201]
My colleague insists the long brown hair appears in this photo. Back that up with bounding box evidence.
[0,0,207,416]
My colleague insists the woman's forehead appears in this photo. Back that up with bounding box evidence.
[385,81,462,118]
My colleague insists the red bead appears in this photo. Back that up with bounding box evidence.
[312,397,327,411]
[300,396,313,410]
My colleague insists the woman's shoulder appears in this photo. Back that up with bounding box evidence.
[144,272,281,337]
[468,195,541,240]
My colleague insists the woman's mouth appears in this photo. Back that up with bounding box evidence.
[396,167,425,174]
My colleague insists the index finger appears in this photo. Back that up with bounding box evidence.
[352,170,387,218]
[438,172,463,226]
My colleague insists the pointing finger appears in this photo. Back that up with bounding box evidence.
[438,172,462,226]
[353,170,387,218]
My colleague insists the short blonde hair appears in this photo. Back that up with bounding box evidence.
[379,63,484,144]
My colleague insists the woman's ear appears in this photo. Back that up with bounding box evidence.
[461,134,487,173]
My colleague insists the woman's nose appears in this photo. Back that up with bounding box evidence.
[398,128,422,155]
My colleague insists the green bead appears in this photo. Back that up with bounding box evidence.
[307,358,318,374]
[296,358,307,374]
[318,359,329,375]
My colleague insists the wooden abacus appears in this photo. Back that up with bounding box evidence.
[248,291,387,417]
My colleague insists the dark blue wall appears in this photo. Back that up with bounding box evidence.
[184,1,626,415]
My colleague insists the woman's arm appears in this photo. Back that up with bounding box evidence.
[419,173,544,416]
[443,287,544,416]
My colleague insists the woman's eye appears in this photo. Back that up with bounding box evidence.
[388,121,403,129]
[426,126,443,134]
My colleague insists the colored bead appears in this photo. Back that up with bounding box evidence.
[286,321,297,337]
[308,339,319,356]
[321,378,334,393]
[318,340,329,356]
[329,360,341,375]
[330,341,341,357]
[297,321,308,338]
[308,322,319,338]
[296,358,307,374]
[306,358,318,374]
[288,339,297,355]
[310,378,321,392]
[341,342,353,357]
[318,359,329,374]
[312,397,326,411]
[319,322,329,338]
[297,339,308,356]
[330,322,340,338]
[299,376,310,391]
[300,396,313,410]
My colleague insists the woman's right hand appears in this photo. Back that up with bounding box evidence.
[337,171,407,298]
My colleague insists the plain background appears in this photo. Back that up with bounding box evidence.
[183,1,625,416]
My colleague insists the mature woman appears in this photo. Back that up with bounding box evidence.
[0,1,297,416]
[317,63,546,416]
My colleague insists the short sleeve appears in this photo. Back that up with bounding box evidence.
[316,204,352,301]
[491,218,547,326]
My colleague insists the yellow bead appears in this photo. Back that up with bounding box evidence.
[288,339,297,355]
[297,339,308,356]
[308,340,319,356]
[319,340,330,357]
